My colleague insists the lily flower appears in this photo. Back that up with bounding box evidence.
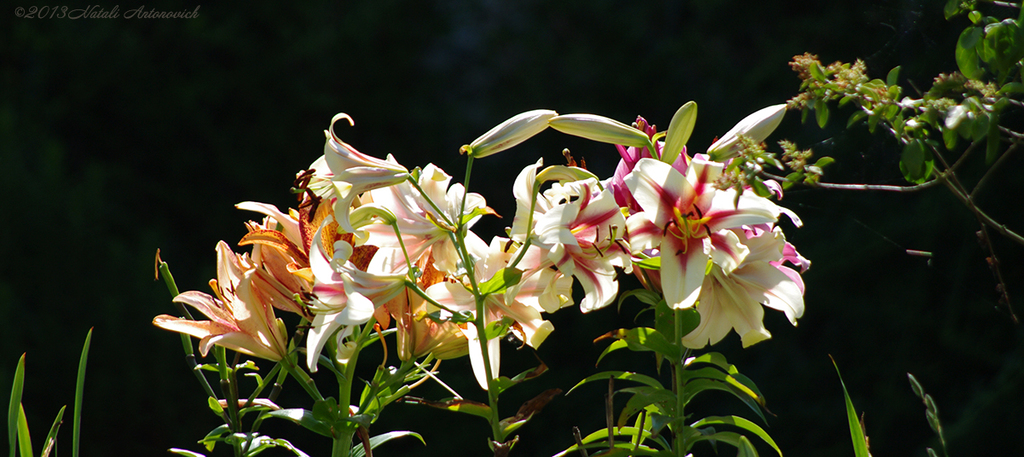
[384,250,469,362]
[363,162,489,273]
[235,201,313,317]
[527,178,631,312]
[624,157,782,310]
[681,225,806,348]
[305,214,407,371]
[323,113,409,233]
[607,116,689,214]
[153,242,289,361]
[425,235,556,390]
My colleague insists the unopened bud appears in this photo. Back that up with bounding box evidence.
[549,114,655,151]
[461,109,558,158]
[707,104,787,159]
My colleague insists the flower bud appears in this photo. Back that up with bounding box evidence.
[548,114,655,151]
[461,109,558,158]
[707,104,787,159]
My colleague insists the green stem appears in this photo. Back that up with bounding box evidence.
[281,356,323,402]
[332,319,378,457]
[673,309,687,457]
[456,155,506,449]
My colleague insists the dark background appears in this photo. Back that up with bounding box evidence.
[4,1,1024,455]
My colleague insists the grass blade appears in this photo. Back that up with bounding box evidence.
[72,329,93,457]
[831,356,869,457]
[40,406,65,457]
[8,354,26,457]
[16,404,32,457]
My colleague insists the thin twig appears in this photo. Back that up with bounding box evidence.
[930,145,1018,321]
[970,141,1019,199]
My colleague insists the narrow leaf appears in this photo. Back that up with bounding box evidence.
[832,357,870,457]
[260,409,332,437]
[350,431,425,457]
[9,354,26,457]
[16,405,31,457]
[690,416,781,456]
[40,406,65,457]
[72,328,92,457]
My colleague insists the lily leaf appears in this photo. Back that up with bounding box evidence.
[478,268,523,296]
[616,387,677,427]
[350,431,425,457]
[567,371,664,395]
[400,396,492,419]
[594,327,681,361]
[691,415,781,456]
[261,409,333,437]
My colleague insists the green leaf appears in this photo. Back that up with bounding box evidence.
[616,387,677,427]
[199,425,231,452]
[662,101,698,165]
[944,0,964,20]
[39,406,65,457]
[679,379,767,424]
[814,99,830,128]
[899,139,934,184]
[72,329,91,457]
[477,268,523,296]
[206,397,223,414]
[567,371,664,395]
[886,66,901,87]
[999,82,1024,94]
[846,110,868,128]
[16,405,31,457]
[351,431,425,457]
[596,339,629,366]
[981,19,1024,75]
[484,316,514,341]
[632,256,661,271]
[832,357,870,457]
[9,354,26,457]
[814,156,835,168]
[942,125,959,150]
[168,449,206,457]
[690,416,782,456]
[957,26,985,79]
[617,289,663,312]
[750,179,772,198]
[595,327,681,361]
[261,409,333,437]
[233,435,311,457]
[554,426,670,457]
[809,62,826,81]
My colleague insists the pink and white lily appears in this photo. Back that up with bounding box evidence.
[681,225,807,348]
[305,215,407,371]
[624,157,783,310]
